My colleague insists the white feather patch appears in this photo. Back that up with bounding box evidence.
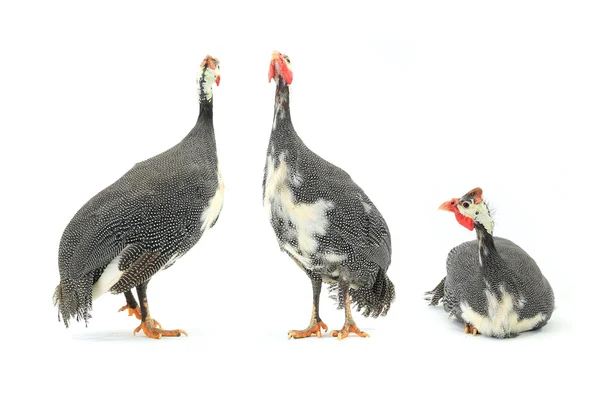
[460,286,546,337]
[264,154,333,262]
[324,253,347,264]
[200,170,225,232]
[92,248,128,300]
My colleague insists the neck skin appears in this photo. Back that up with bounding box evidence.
[195,66,215,124]
[195,79,214,128]
[197,64,217,115]
[197,66,215,117]
[182,76,217,161]
[474,222,499,269]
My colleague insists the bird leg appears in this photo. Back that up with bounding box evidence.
[132,282,188,339]
[288,276,328,339]
[118,290,142,320]
[331,280,370,340]
[464,323,479,336]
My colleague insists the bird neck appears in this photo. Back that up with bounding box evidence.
[197,100,214,120]
[272,81,292,127]
[197,68,216,104]
[269,81,299,153]
[474,222,500,269]
[181,102,217,163]
[197,67,215,115]
[195,83,215,139]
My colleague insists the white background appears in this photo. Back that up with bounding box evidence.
[1,1,598,398]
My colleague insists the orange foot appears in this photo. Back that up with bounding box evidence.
[332,324,370,340]
[133,319,188,339]
[118,305,142,320]
[288,321,328,340]
[464,323,479,336]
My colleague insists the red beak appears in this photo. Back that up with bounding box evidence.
[439,198,474,231]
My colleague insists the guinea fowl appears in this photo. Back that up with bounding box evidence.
[263,51,395,340]
[425,187,554,338]
[53,55,224,339]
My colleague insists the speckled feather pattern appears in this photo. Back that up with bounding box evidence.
[263,82,395,318]
[54,68,222,326]
[427,233,554,337]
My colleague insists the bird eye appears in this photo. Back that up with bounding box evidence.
[462,202,470,208]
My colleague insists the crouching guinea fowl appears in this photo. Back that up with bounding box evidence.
[263,51,395,340]
[425,187,554,338]
[53,55,224,339]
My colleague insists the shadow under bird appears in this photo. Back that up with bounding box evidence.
[54,55,224,339]
[425,187,554,338]
[263,51,395,340]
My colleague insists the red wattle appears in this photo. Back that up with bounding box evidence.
[268,63,275,82]
[280,62,293,84]
[455,213,474,231]
[216,76,220,86]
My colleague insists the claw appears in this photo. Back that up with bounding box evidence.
[133,319,187,339]
[464,323,479,336]
[287,321,328,339]
[331,324,370,340]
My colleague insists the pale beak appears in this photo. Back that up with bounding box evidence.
[438,199,458,212]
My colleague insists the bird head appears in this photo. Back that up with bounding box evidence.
[268,51,293,85]
[438,187,494,234]
[197,55,220,101]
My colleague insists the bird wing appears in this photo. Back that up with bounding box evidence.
[60,156,209,280]
[326,186,392,271]
[109,249,170,293]
[288,145,391,270]
[59,184,157,281]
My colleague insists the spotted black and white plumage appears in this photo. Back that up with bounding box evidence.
[425,188,554,338]
[54,56,224,327]
[263,52,395,327]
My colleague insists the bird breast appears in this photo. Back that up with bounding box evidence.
[263,153,334,266]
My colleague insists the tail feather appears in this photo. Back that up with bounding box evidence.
[329,268,395,318]
[424,277,446,306]
[53,276,94,327]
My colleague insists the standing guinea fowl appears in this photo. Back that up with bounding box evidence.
[263,51,395,340]
[54,55,224,339]
[425,187,554,338]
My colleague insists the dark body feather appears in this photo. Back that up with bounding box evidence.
[427,229,554,338]
[263,83,394,318]
[55,101,222,326]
